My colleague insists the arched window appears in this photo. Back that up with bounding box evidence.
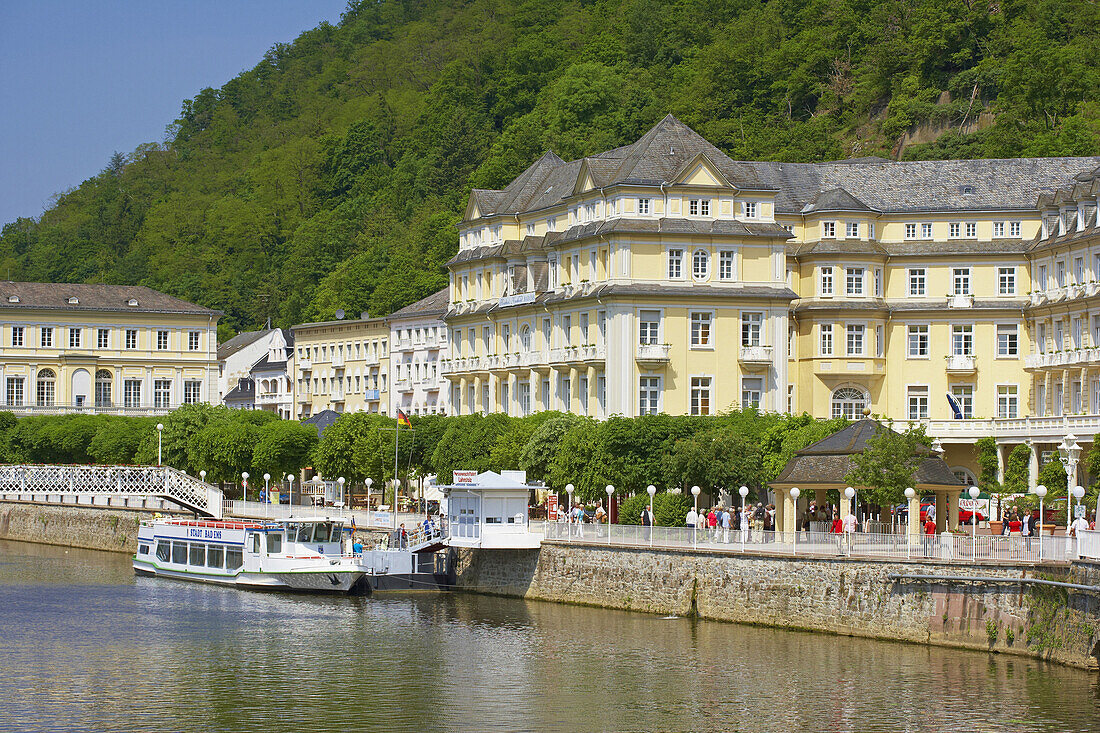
[692,249,710,280]
[95,369,112,407]
[831,387,866,419]
[952,467,977,486]
[520,325,532,352]
[36,368,56,406]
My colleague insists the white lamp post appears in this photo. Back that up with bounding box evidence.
[605,485,615,545]
[565,483,575,537]
[286,475,294,516]
[263,472,271,500]
[691,485,701,548]
[156,423,164,466]
[366,477,374,526]
[1034,484,1047,562]
[392,478,401,529]
[241,471,249,502]
[646,484,657,546]
[968,486,980,559]
[1059,434,1081,493]
[904,487,916,558]
[739,485,749,549]
[1072,484,1086,532]
[844,487,856,555]
[199,470,206,483]
[337,476,346,514]
[790,487,800,552]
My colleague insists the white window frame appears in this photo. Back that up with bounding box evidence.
[845,267,865,296]
[718,250,736,281]
[820,266,834,296]
[639,375,661,415]
[667,248,684,280]
[953,268,971,296]
[638,198,650,215]
[741,377,763,410]
[904,223,917,239]
[744,201,757,219]
[996,324,1018,357]
[998,267,1016,295]
[951,324,974,356]
[689,375,713,416]
[822,221,836,238]
[690,311,714,348]
[845,221,859,238]
[951,385,974,419]
[846,323,865,356]
[908,268,926,296]
[907,324,929,358]
[741,312,763,347]
[691,249,710,281]
[820,324,834,356]
[921,222,933,239]
[907,385,930,420]
[997,385,1018,418]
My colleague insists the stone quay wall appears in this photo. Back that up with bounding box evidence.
[0,501,157,554]
[452,541,1100,671]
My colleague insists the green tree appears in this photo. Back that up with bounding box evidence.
[844,421,931,508]
[251,421,318,478]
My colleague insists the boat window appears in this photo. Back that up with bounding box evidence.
[226,548,243,571]
[189,543,205,566]
[206,545,224,569]
[156,541,170,562]
[138,544,150,555]
[250,534,261,554]
[296,524,313,542]
[313,523,334,543]
[171,541,187,564]
[266,533,282,554]
[330,524,343,542]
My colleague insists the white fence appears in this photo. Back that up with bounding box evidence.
[544,522,1083,564]
[0,464,223,517]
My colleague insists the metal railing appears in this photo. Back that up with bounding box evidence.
[0,402,178,416]
[543,522,1082,564]
[0,464,223,517]
[1078,529,1100,560]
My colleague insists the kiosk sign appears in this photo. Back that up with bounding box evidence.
[453,470,477,486]
[548,493,559,521]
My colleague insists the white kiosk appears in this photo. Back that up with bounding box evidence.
[443,470,541,549]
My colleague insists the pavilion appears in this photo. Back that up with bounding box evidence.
[769,418,967,535]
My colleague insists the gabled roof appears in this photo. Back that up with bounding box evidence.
[224,378,255,402]
[801,187,875,214]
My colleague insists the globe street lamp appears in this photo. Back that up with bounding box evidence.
[1072,484,1086,531]
[1034,484,1047,562]
[691,486,701,548]
[565,483,575,538]
[241,472,249,502]
[968,486,980,559]
[337,476,346,514]
[904,487,917,558]
[1058,434,1081,492]
[263,472,271,501]
[156,423,164,466]
[739,485,749,549]
[790,487,801,552]
[366,477,374,527]
[646,484,657,546]
[286,474,294,516]
[199,470,206,483]
[605,485,615,545]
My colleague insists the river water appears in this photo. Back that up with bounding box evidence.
[0,540,1097,733]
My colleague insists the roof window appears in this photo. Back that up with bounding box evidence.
[127,298,139,307]
[7,295,19,303]
[959,185,974,195]
[67,296,79,304]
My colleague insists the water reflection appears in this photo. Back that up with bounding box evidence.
[0,540,1097,732]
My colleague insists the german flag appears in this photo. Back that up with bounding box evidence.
[397,409,411,428]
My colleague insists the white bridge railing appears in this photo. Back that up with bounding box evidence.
[544,522,1084,565]
[0,464,223,518]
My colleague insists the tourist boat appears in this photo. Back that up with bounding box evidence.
[133,516,369,593]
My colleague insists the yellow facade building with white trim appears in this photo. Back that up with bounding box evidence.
[0,282,220,414]
[445,115,1100,486]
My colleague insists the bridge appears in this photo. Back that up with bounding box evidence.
[0,464,224,518]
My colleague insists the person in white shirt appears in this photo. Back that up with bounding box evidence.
[686,507,698,530]
[721,507,732,543]
[1069,514,1089,538]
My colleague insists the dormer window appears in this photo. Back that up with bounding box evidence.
[7,295,18,303]
[688,199,710,216]
[744,201,757,218]
[822,221,836,238]
[67,296,79,304]
[127,298,139,307]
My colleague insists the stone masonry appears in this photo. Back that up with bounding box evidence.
[452,541,1100,671]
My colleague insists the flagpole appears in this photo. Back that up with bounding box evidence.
[393,414,400,530]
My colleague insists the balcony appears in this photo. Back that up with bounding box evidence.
[945,354,976,374]
[1,402,175,416]
[739,345,774,368]
[331,353,345,369]
[812,357,886,379]
[297,358,312,372]
[297,392,312,404]
[256,391,284,405]
[331,389,345,402]
[364,389,381,401]
[1025,349,1099,370]
[925,414,1100,442]
[948,294,973,308]
[636,343,672,366]
[396,378,414,393]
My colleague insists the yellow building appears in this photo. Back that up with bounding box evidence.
[291,314,390,419]
[448,115,1100,485]
[0,282,220,414]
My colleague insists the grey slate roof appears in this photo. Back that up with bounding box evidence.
[217,329,268,362]
[469,115,1100,219]
[389,287,449,319]
[771,419,964,488]
[302,409,341,438]
[0,281,220,316]
[224,378,255,403]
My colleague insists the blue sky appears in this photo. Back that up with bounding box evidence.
[0,1,349,226]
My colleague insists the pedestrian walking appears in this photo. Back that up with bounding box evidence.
[708,507,719,543]
[721,506,731,543]
[741,505,753,544]
[641,503,654,542]
[922,515,937,558]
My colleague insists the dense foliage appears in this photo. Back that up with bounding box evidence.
[3,0,1100,339]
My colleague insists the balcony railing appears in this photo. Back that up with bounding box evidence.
[945,354,976,373]
[925,413,1100,441]
[364,389,381,401]
[297,358,312,371]
[1,402,177,416]
[331,353,345,368]
[948,294,974,308]
[739,345,774,367]
[1025,348,1099,369]
[636,343,672,364]
[255,391,287,405]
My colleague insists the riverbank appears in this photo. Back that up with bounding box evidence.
[451,541,1100,671]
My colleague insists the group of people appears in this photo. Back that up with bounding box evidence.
[684,503,776,543]
[557,502,607,538]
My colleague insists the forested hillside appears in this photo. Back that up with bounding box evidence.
[3,0,1099,337]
